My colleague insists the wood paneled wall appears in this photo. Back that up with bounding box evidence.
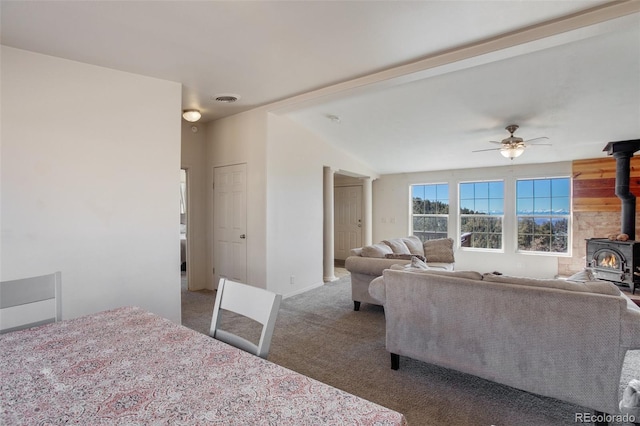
[559,156,640,275]
[572,156,640,212]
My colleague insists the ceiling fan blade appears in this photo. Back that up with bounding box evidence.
[527,143,552,147]
[488,140,503,145]
[523,137,549,144]
[472,147,502,153]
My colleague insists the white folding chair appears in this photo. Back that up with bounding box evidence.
[209,278,282,359]
[0,272,62,334]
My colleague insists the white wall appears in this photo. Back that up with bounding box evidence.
[266,113,378,296]
[374,161,572,278]
[1,47,182,322]
[181,122,208,290]
[204,109,268,290]
[204,110,378,296]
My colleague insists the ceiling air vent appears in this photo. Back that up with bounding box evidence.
[213,94,240,103]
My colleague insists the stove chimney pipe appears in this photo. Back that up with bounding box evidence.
[603,139,640,240]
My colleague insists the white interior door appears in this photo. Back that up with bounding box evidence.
[334,185,363,260]
[214,164,247,285]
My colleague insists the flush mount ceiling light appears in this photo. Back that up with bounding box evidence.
[182,109,201,122]
[213,94,240,103]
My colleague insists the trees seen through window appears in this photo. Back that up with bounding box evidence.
[459,181,504,249]
[411,184,449,242]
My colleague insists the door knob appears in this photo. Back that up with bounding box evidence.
[240,234,246,239]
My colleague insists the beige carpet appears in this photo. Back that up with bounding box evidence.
[181,275,639,426]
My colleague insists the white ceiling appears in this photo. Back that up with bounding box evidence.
[2,1,639,173]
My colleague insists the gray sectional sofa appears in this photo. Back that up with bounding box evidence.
[369,268,640,416]
[345,236,454,311]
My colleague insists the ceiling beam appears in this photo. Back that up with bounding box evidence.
[268,1,640,115]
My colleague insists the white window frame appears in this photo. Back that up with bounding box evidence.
[515,176,572,256]
[410,183,449,242]
[458,179,504,252]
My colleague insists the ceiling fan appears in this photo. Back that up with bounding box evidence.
[473,125,551,160]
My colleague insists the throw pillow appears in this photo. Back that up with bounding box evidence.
[619,380,640,420]
[383,238,411,254]
[423,238,455,263]
[361,243,394,258]
[402,236,425,256]
[566,268,596,282]
[385,253,426,262]
[410,256,430,270]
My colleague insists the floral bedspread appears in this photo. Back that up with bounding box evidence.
[0,306,407,425]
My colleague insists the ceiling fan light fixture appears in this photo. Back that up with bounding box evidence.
[500,145,525,159]
[182,109,201,122]
[474,124,550,159]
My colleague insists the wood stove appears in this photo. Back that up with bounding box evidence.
[585,139,640,294]
[586,238,639,293]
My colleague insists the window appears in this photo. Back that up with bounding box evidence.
[459,181,504,249]
[411,183,449,242]
[516,177,570,253]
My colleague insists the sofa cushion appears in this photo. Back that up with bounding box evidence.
[402,236,425,256]
[482,273,621,296]
[383,238,411,255]
[423,238,455,263]
[361,243,394,258]
[346,256,410,276]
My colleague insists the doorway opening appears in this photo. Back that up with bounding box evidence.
[180,168,188,291]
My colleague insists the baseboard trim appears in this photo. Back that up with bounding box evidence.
[283,282,324,299]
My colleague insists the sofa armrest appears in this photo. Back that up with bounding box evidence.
[621,294,640,348]
[345,256,410,276]
[368,276,386,305]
